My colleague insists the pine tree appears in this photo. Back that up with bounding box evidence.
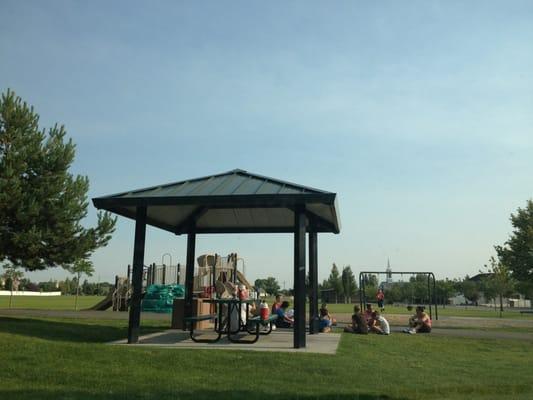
[0,89,116,271]
[327,263,343,303]
[341,265,357,303]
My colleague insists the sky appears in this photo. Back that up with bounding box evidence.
[1,1,532,286]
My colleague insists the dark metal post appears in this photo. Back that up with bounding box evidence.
[184,232,196,329]
[128,206,147,344]
[362,275,366,308]
[308,231,319,334]
[212,254,218,298]
[359,273,363,311]
[293,206,306,348]
[162,264,166,285]
[432,273,438,320]
[427,274,432,320]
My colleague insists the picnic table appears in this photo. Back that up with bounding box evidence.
[184,298,278,344]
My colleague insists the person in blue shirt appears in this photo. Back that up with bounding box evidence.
[276,301,294,328]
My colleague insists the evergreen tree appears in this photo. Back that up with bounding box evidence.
[327,263,343,303]
[341,265,357,303]
[0,89,116,271]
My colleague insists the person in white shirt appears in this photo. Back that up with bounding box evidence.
[369,311,390,335]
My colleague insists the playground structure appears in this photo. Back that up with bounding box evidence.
[195,253,252,297]
[359,270,438,320]
[90,253,251,311]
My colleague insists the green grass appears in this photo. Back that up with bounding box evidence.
[0,295,105,310]
[0,316,531,399]
[327,303,533,319]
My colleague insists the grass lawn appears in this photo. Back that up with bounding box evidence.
[0,295,105,310]
[1,316,531,400]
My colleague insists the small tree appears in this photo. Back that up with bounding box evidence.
[255,277,280,296]
[69,259,94,310]
[435,279,455,308]
[484,257,515,317]
[461,277,480,306]
[263,277,280,296]
[1,264,24,308]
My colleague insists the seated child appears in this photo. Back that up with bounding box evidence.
[344,305,368,334]
[271,294,282,314]
[369,311,390,335]
[319,303,337,332]
[404,306,432,334]
[276,301,294,328]
[364,303,374,328]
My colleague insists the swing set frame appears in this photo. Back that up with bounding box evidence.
[359,271,438,320]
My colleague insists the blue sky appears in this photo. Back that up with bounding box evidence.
[1,1,532,285]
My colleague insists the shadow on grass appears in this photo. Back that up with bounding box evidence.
[0,317,164,343]
[0,389,408,400]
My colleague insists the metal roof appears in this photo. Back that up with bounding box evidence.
[92,169,340,234]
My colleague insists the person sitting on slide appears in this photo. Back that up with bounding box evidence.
[276,301,294,328]
[344,305,368,334]
[404,306,432,334]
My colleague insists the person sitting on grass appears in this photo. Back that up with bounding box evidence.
[404,306,432,334]
[276,300,294,328]
[344,305,368,334]
[369,311,390,335]
[364,303,374,327]
[319,303,337,332]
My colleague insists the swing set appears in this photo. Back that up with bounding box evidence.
[359,271,438,320]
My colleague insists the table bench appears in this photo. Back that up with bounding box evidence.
[184,314,220,343]
[247,314,279,335]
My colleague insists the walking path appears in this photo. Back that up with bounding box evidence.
[1,308,531,341]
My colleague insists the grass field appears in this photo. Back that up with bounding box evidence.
[0,316,531,400]
[0,295,105,310]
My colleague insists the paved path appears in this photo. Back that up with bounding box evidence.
[1,309,531,341]
[389,327,533,341]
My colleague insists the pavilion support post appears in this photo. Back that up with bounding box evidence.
[308,231,319,334]
[128,205,147,344]
[184,232,196,329]
[293,206,307,348]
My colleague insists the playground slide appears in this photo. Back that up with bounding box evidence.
[236,270,252,289]
[86,292,114,311]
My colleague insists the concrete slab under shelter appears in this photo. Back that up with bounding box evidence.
[109,329,341,354]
